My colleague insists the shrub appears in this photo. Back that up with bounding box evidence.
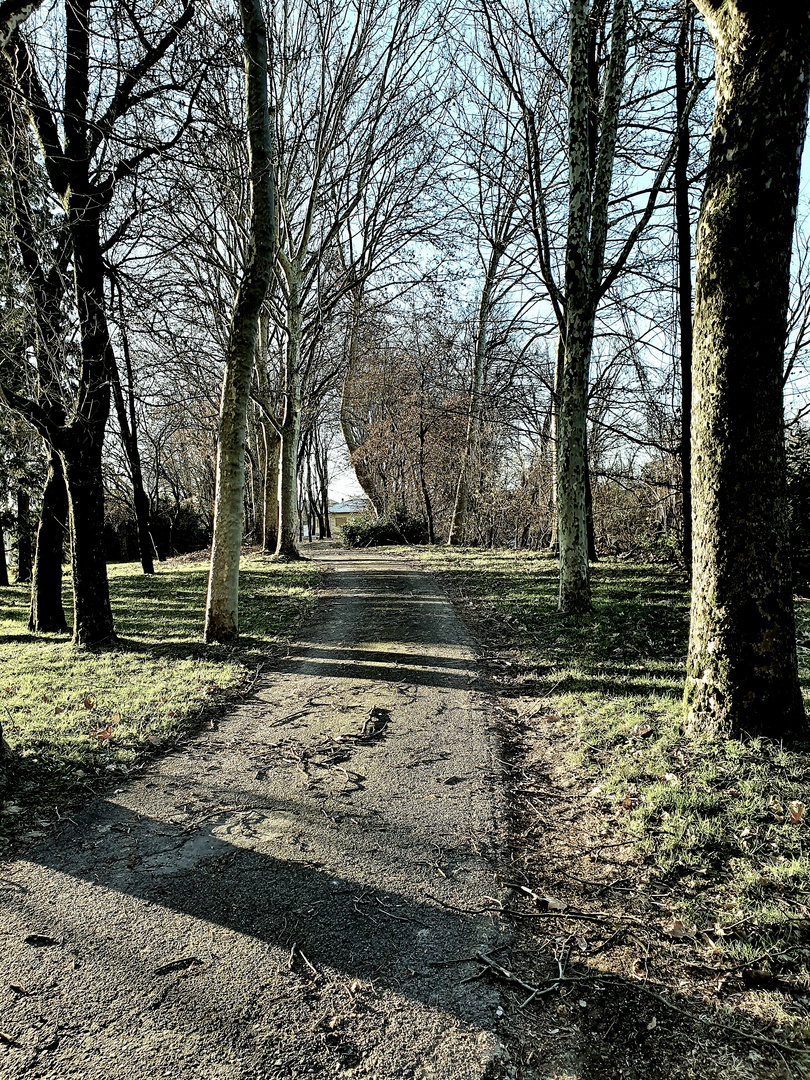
[341,508,429,547]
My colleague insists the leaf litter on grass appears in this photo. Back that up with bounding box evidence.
[394,545,810,1078]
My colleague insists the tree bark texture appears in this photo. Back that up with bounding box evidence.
[675,7,693,576]
[15,488,31,583]
[61,204,116,645]
[261,420,280,553]
[110,292,156,575]
[557,0,594,613]
[339,287,386,519]
[557,0,627,614]
[548,334,565,553]
[204,0,276,642]
[0,526,8,587]
[685,3,809,738]
[29,447,68,633]
[448,243,502,546]
[275,266,303,560]
[63,435,115,646]
[0,0,44,48]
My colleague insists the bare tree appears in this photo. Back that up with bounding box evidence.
[204,0,276,643]
[444,77,529,545]
[478,0,702,611]
[0,0,195,644]
[265,0,442,558]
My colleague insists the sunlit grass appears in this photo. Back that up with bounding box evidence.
[0,553,321,851]
[400,545,810,981]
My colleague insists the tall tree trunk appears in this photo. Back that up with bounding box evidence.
[110,290,156,575]
[60,201,117,647]
[0,522,8,586]
[584,438,597,562]
[61,435,115,646]
[557,0,628,614]
[110,362,155,576]
[29,448,68,633]
[15,488,31,583]
[275,268,303,560]
[339,284,385,518]
[261,420,280,553]
[684,2,809,739]
[557,0,594,614]
[317,442,330,539]
[548,334,564,552]
[0,0,192,642]
[675,8,693,576]
[204,0,276,642]
[449,244,502,546]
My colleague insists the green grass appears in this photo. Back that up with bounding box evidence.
[0,553,321,852]
[401,546,810,986]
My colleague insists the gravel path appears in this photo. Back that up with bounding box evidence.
[1,549,509,1079]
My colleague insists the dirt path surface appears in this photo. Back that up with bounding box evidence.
[1,550,510,1080]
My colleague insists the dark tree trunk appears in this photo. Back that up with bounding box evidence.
[675,7,693,576]
[132,482,156,574]
[15,488,32,583]
[685,3,809,739]
[109,295,156,575]
[29,448,68,633]
[0,526,8,587]
[274,271,303,562]
[0,0,191,644]
[58,196,117,646]
[261,421,280,553]
[61,436,115,647]
[417,419,435,545]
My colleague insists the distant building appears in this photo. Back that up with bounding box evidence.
[328,496,371,533]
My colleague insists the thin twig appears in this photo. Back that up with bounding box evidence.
[267,709,311,727]
[374,895,429,927]
[239,663,264,697]
[423,892,496,916]
[475,952,808,1054]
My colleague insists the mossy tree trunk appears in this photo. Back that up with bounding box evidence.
[675,6,693,577]
[204,0,276,642]
[684,2,809,739]
[556,0,628,614]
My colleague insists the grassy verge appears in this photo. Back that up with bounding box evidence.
[0,552,322,853]
[400,546,810,993]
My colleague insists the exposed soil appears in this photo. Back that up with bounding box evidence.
[0,550,509,1079]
